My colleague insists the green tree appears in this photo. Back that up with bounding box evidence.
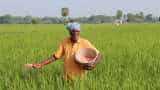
[116,10,123,19]
[24,16,32,24]
[0,14,13,24]
[127,13,135,22]
[139,12,144,19]
[31,18,39,24]
[145,14,153,22]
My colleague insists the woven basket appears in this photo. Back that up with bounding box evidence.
[75,48,98,66]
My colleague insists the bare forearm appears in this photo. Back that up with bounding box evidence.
[32,55,58,69]
[39,55,57,67]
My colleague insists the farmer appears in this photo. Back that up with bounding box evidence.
[32,21,101,80]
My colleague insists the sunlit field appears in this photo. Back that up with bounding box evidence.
[0,24,160,90]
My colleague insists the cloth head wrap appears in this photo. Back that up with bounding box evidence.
[66,22,80,32]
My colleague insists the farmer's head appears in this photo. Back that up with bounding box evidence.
[66,21,80,43]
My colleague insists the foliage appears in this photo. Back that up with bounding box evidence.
[0,24,160,90]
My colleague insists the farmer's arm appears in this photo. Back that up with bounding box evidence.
[33,41,65,69]
[39,55,57,66]
[32,55,57,69]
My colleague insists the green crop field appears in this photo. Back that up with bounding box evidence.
[0,24,160,90]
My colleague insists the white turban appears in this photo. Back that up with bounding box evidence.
[66,22,80,31]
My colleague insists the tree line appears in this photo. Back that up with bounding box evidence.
[0,10,160,24]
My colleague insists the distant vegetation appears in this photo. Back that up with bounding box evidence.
[0,10,160,24]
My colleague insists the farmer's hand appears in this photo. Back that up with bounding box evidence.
[32,63,42,69]
[83,53,102,70]
[83,63,96,70]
